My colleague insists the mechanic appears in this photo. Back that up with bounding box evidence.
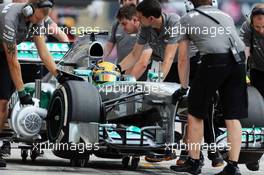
[170,0,247,174]
[116,4,152,80]
[175,0,224,168]
[119,0,180,82]
[14,0,69,83]
[103,0,152,81]
[2,0,69,42]
[240,3,264,97]
[0,0,68,167]
[12,0,69,42]
[0,0,70,158]
[13,0,69,82]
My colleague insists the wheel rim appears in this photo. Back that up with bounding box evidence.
[47,95,65,142]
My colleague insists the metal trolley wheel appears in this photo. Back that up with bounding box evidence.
[122,156,130,168]
[70,155,90,167]
[21,149,28,162]
[131,156,140,169]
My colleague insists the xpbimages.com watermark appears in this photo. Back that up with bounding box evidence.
[32,141,100,154]
[31,26,102,37]
[31,23,232,39]
[165,141,231,153]
[97,82,166,95]
[165,24,232,38]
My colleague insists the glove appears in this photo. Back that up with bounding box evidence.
[56,70,69,84]
[172,87,189,105]
[18,89,34,105]
[246,75,251,85]
[117,64,126,75]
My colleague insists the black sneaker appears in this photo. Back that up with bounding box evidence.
[0,141,11,157]
[208,151,224,167]
[0,154,6,167]
[215,164,241,175]
[177,151,205,166]
[170,157,202,175]
[246,161,260,171]
[176,150,189,165]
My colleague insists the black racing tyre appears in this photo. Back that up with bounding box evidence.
[238,152,263,164]
[63,80,103,123]
[240,86,264,127]
[47,80,103,143]
[70,156,90,167]
[215,86,264,128]
[222,151,263,165]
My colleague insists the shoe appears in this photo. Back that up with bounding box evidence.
[215,164,241,175]
[208,151,224,167]
[0,141,11,157]
[170,157,202,175]
[145,152,176,162]
[246,161,260,171]
[176,150,189,165]
[177,151,204,166]
[0,154,6,167]
[145,155,163,162]
[164,152,176,161]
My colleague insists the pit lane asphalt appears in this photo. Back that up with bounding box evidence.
[1,149,263,175]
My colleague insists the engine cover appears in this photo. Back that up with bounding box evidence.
[10,100,47,141]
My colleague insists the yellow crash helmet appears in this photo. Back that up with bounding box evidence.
[92,61,121,83]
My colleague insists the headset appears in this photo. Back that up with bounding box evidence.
[22,0,54,17]
[184,0,218,12]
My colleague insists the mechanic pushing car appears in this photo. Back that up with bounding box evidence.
[119,0,180,83]
[170,0,248,174]
[115,4,153,81]
[103,0,140,62]
[103,0,153,81]
[240,3,264,98]
[0,0,69,159]
[12,0,69,42]
[175,0,224,168]
[0,0,68,167]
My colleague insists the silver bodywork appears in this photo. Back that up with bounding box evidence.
[67,81,182,148]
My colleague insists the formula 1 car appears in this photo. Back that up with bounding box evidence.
[4,32,264,172]
[4,32,179,168]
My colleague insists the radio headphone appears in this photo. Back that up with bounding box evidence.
[22,0,54,17]
[184,0,194,12]
[250,7,264,24]
[119,0,141,6]
[184,0,218,12]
